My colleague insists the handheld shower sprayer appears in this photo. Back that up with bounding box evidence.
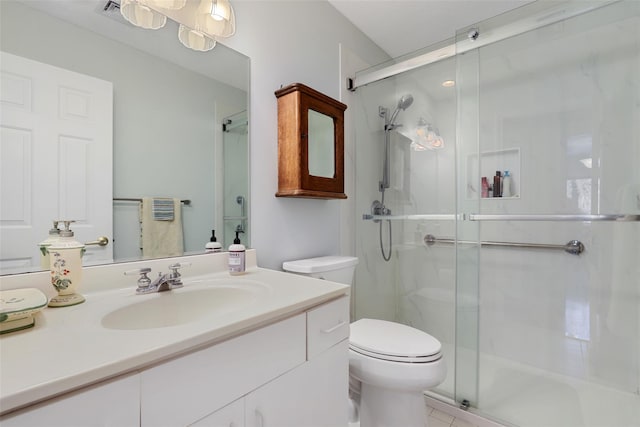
[387,94,414,129]
[374,93,414,262]
[380,94,413,190]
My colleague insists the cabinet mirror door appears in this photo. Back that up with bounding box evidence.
[307,109,335,179]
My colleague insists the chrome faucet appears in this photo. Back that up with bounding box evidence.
[125,263,191,294]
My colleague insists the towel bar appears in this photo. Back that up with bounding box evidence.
[113,198,191,206]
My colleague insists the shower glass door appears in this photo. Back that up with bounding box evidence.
[353,41,459,399]
[457,1,640,425]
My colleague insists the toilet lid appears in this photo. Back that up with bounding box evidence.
[350,319,442,363]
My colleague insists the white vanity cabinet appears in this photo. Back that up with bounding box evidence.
[0,373,140,427]
[0,295,349,427]
[194,296,350,427]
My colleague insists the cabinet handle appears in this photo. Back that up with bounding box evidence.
[322,320,347,334]
[255,409,264,427]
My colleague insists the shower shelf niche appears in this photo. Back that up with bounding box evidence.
[466,148,520,200]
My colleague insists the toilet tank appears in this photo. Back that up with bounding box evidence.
[282,256,358,285]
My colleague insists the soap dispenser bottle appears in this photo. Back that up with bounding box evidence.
[39,221,61,269]
[205,229,222,253]
[228,231,246,275]
[48,220,86,307]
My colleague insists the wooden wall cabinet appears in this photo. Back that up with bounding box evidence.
[275,83,347,199]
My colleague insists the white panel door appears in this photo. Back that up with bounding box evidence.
[0,51,113,271]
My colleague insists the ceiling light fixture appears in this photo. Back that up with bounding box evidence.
[441,80,455,87]
[209,0,231,21]
[120,0,166,29]
[146,0,187,10]
[119,0,235,51]
[178,24,217,51]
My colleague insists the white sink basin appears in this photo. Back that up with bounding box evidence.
[101,279,269,330]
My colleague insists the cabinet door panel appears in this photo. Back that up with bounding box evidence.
[0,373,139,427]
[245,340,349,427]
[141,314,306,427]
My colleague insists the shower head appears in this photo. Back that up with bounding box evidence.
[397,94,414,110]
[388,94,413,126]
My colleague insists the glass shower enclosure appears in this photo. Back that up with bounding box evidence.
[352,1,639,426]
[222,110,249,248]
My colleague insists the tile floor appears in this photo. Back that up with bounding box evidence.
[426,406,479,427]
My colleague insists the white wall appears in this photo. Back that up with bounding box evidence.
[224,1,389,270]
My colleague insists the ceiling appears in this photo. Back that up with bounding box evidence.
[328,0,535,58]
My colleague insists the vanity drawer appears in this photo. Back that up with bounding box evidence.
[307,295,350,359]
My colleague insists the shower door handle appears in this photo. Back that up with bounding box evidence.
[467,214,640,222]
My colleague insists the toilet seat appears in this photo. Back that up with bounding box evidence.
[349,319,442,363]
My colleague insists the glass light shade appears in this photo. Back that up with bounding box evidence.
[145,0,187,10]
[178,24,217,52]
[120,0,167,29]
[210,0,231,21]
[197,0,236,38]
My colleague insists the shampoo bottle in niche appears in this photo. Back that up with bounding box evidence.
[481,177,489,198]
[493,171,502,197]
[228,231,245,275]
[39,221,61,269]
[205,229,222,253]
[502,170,512,197]
[48,220,85,307]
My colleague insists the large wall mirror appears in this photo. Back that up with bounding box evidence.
[0,0,250,275]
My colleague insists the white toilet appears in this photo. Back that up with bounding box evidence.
[282,256,446,427]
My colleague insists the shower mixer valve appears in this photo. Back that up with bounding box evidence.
[371,200,391,221]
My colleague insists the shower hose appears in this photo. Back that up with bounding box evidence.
[379,219,392,262]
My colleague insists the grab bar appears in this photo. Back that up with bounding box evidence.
[467,214,640,222]
[423,234,585,255]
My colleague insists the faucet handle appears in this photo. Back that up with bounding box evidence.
[168,262,191,270]
[168,262,191,276]
[167,262,191,288]
[124,268,152,288]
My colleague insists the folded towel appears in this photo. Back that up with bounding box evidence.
[152,198,175,221]
[140,197,184,258]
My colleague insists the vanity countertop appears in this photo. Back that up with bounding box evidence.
[0,252,349,415]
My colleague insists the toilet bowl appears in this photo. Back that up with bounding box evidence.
[282,256,447,427]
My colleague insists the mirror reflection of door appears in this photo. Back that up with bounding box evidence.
[307,109,335,178]
[0,52,113,272]
[222,111,249,249]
